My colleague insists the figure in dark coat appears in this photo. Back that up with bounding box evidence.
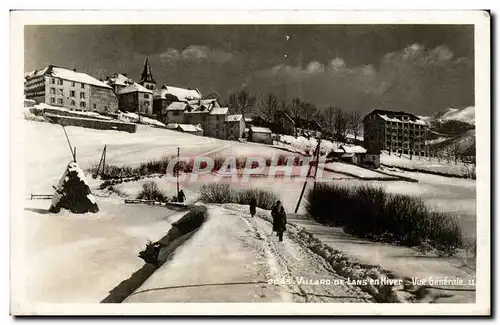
[249,197,257,217]
[178,189,186,203]
[271,200,287,242]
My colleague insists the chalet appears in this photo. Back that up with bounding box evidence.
[363,109,428,157]
[248,126,273,145]
[206,106,229,139]
[327,144,380,168]
[116,82,154,116]
[153,84,203,117]
[225,114,246,140]
[24,65,118,113]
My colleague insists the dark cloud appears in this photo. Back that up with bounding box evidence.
[242,43,474,116]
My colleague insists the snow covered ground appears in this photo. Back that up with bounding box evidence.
[278,135,338,155]
[324,162,395,179]
[380,153,476,177]
[14,119,477,305]
[21,195,185,303]
[287,214,476,303]
[125,204,371,303]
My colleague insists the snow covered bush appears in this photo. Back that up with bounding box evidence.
[305,184,464,255]
[236,188,279,210]
[199,184,279,209]
[199,183,234,204]
[137,181,168,202]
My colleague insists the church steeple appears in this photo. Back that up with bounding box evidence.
[139,56,156,90]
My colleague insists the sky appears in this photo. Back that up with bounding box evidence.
[24,24,474,116]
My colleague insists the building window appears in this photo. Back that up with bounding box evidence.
[144,94,149,99]
[72,82,75,87]
[104,106,108,110]
[58,98,63,105]
[80,92,85,99]
[93,103,97,109]
[58,89,63,95]
[81,83,85,89]
[57,79,63,85]
[51,78,55,84]
[50,88,55,94]
[144,101,149,106]
[173,111,180,116]
[50,97,55,104]
[80,101,86,108]
[71,100,75,106]
[70,90,75,97]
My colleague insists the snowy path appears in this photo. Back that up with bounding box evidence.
[125,204,370,303]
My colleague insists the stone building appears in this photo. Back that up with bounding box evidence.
[24,65,118,113]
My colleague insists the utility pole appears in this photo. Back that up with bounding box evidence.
[177,147,180,199]
[294,140,320,214]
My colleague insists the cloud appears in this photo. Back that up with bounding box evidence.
[242,43,473,116]
[158,45,234,64]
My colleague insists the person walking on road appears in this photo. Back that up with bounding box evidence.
[249,197,257,217]
[271,200,287,242]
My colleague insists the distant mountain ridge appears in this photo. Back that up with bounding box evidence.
[421,106,476,157]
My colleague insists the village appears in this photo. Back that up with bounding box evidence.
[24,57,449,171]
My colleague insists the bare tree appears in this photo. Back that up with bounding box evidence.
[258,93,279,122]
[333,108,349,142]
[228,89,256,121]
[348,111,363,142]
[288,98,302,120]
[204,92,220,101]
[323,107,336,137]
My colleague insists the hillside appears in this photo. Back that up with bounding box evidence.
[422,107,476,157]
[429,129,476,157]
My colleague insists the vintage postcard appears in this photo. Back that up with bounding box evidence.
[10,10,490,315]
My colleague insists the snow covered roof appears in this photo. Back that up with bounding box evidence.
[117,82,153,95]
[155,85,202,101]
[109,73,134,87]
[166,123,179,129]
[226,114,243,122]
[340,145,367,154]
[365,109,427,126]
[209,107,229,115]
[27,66,113,89]
[187,98,218,107]
[25,67,50,78]
[165,102,187,111]
[250,126,272,134]
[178,124,200,132]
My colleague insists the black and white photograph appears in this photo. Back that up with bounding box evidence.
[10,10,490,316]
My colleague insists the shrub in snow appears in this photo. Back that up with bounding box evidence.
[199,183,235,204]
[49,161,99,214]
[199,184,279,210]
[236,188,280,210]
[305,183,463,255]
[137,181,168,202]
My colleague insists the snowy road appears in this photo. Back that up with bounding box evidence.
[125,204,371,303]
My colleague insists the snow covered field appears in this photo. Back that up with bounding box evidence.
[21,196,185,303]
[380,153,476,178]
[277,135,338,155]
[14,119,477,304]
